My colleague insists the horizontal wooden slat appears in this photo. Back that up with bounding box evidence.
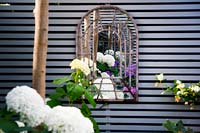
[1,47,200,54]
[1,61,200,68]
[1,26,200,32]
[1,33,200,39]
[140,62,200,67]
[92,110,200,117]
[1,4,200,11]
[1,54,200,61]
[0,68,199,74]
[1,12,200,18]
[1,18,200,25]
[1,40,200,46]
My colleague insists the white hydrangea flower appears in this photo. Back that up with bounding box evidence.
[190,85,200,93]
[176,80,182,84]
[44,106,94,133]
[97,52,104,63]
[103,54,115,67]
[115,51,121,59]
[81,57,98,72]
[70,59,90,76]
[6,86,47,127]
[104,49,114,56]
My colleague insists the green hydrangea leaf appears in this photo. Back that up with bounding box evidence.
[89,117,100,133]
[49,92,63,100]
[84,90,96,108]
[81,102,91,117]
[47,99,61,107]
[53,76,70,85]
[56,87,66,94]
[0,118,18,133]
[69,85,84,102]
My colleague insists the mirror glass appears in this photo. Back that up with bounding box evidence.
[76,5,139,101]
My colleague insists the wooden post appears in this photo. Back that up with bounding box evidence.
[32,0,49,98]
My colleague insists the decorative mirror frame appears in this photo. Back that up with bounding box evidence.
[76,5,139,102]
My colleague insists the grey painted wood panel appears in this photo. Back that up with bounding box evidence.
[1,11,200,18]
[1,19,200,25]
[1,4,200,11]
[2,26,200,32]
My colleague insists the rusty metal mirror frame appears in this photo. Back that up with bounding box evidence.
[76,5,139,102]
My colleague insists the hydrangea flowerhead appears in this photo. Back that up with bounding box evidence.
[96,52,104,63]
[6,86,47,127]
[44,106,94,133]
[115,51,121,59]
[104,49,114,56]
[81,57,98,72]
[103,54,115,67]
[70,59,90,76]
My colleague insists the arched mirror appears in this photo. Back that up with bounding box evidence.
[76,5,139,102]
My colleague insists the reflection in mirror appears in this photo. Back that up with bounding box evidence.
[76,5,139,102]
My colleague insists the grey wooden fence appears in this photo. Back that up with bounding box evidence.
[0,0,200,132]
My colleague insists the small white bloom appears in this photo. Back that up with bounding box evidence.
[176,91,181,95]
[176,80,182,84]
[103,54,115,67]
[190,85,200,93]
[177,83,185,89]
[96,52,105,63]
[104,49,114,56]
[115,51,121,59]
[81,57,98,72]
[156,73,164,81]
